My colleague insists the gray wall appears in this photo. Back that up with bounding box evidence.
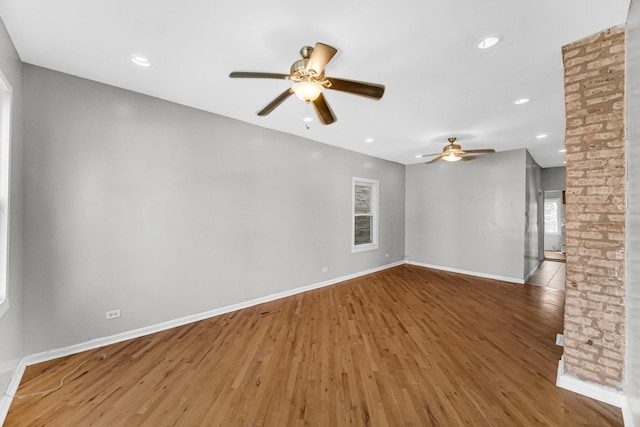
[524,151,542,277]
[0,18,24,391]
[405,149,526,281]
[22,65,406,353]
[626,0,640,422]
[541,166,565,191]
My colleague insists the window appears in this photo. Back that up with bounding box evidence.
[352,177,379,253]
[544,198,560,235]
[0,70,11,319]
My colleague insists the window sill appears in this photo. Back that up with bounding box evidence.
[352,243,379,253]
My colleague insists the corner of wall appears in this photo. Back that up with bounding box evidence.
[0,14,25,402]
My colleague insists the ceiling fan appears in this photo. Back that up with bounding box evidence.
[229,42,385,125]
[419,137,495,163]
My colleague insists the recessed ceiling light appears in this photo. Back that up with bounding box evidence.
[303,116,313,123]
[559,149,566,152]
[364,138,374,143]
[131,55,151,67]
[536,134,548,139]
[415,154,422,158]
[476,35,502,50]
[514,98,530,105]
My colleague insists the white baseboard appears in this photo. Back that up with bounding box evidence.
[556,357,635,426]
[0,260,405,425]
[408,260,523,284]
[0,358,26,424]
[0,356,20,419]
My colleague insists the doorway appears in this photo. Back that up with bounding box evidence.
[543,190,565,260]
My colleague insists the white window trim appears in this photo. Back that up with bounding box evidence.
[0,69,12,319]
[351,177,379,253]
[544,198,561,236]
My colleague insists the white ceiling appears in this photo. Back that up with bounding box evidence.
[0,0,631,167]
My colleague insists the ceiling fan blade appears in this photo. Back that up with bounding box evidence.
[312,93,337,125]
[425,155,443,164]
[460,155,477,161]
[229,71,290,80]
[257,89,295,116]
[463,149,495,154]
[326,77,385,99]
[419,152,442,158]
[306,43,338,76]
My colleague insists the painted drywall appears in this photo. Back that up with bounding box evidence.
[524,151,542,277]
[626,0,640,422]
[0,18,24,392]
[405,149,526,281]
[21,65,406,354]
[541,167,565,191]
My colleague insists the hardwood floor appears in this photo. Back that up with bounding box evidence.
[5,265,622,426]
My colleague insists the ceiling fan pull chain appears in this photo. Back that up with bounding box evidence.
[303,101,314,130]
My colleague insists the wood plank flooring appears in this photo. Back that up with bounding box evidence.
[5,265,622,426]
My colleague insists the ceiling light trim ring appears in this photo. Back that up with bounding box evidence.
[476,35,503,49]
[131,55,151,67]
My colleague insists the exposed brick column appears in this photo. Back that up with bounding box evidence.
[561,26,626,387]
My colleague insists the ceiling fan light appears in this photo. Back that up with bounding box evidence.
[292,81,324,102]
[442,153,462,162]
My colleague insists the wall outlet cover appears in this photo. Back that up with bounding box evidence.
[106,309,121,320]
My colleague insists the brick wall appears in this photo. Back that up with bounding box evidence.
[562,26,626,387]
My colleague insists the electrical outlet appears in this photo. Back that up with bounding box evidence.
[105,309,121,320]
[322,266,328,273]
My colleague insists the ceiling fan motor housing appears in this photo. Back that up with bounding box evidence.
[291,46,313,77]
[290,58,309,76]
[444,143,464,154]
